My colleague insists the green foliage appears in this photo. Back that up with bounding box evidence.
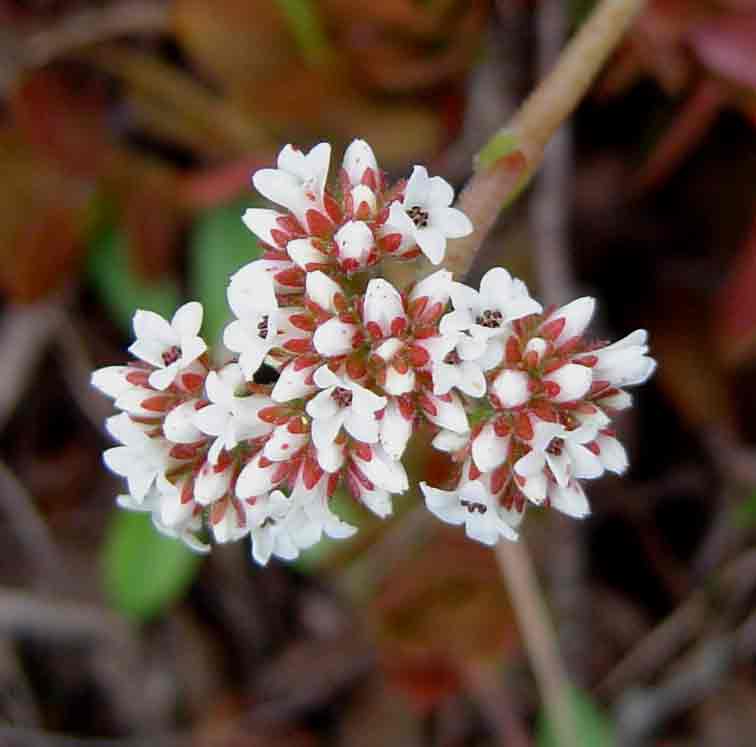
[87,225,180,333]
[734,490,756,528]
[102,510,202,622]
[537,687,615,747]
[189,197,264,346]
[274,0,333,66]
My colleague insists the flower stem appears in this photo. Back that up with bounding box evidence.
[444,0,646,277]
[495,540,579,747]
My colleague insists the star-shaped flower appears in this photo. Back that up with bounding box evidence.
[128,302,206,391]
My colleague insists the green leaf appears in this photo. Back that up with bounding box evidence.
[87,224,180,332]
[102,510,202,622]
[274,0,333,66]
[189,197,264,346]
[537,687,615,747]
[734,490,756,528]
[476,128,520,170]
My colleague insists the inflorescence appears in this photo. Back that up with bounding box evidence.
[92,140,656,564]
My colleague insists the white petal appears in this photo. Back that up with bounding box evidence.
[148,363,180,391]
[272,362,317,403]
[514,450,546,478]
[343,139,377,185]
[544,364,592,403]
[363,278,405,337]
[425,392,469,434]
[306,387,340,419]
[172,302,203,338]
[242,208,285,245]
[91,366,130,399]
[432,429,469,452]
[380,400,413,460]
[421,483,465,526]
[414,227,446,265]
[311,413,344,449]
[547,297,595,345]
[164,401,203,443]
[343,410,380,444]
[236,456,275,499]
[313,319,356,356]
[305,270,343,312]
[315,440,345,472]
[133,309,176,347]
[426,175,454,207]
[433,206,472,238]
[550,482,590,518]
[597,434,628,474]
[491,369,530,408]
[404,166,430,207]
[287,238,325,270]
[472,423,510,472]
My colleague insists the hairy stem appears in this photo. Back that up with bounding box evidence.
[444,0,646,277]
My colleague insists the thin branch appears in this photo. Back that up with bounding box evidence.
[445,0,646,276]
[495,541,579,747]
[0,2,170,94]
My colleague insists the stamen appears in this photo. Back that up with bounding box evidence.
[257,315,269,339]
[162,346,181,366]
[460,499,488,514]
[546,437,565,456]
[407,205,430,228]
[331,386,353,408]
[475,309,503,328]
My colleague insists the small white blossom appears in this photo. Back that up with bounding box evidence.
[306,367,386,449]
[586,329,656,387]
[194,363,272,463]
[334,220,375,271]
[514,420,603,506]
[252,142,331,225]
[128,303,206,391]
[342,139,378,186]
[441,268,542,362]
[384,166,472,265]
[223,262,285,380]
[421,478,519,545]
[103,414,173,502]
[542,297,595,347]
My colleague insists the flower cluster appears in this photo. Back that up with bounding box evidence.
[92,140,655,564]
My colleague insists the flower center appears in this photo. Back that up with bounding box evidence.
[162,346,181,366]
[475,309,503,328]
[257,315,269,339]
[460,499,487,515]
[546,438,565,456]
[407,205,429,228]
[331,386,353,408]
[443,350,461,365]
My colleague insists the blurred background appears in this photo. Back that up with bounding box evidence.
[0,0,755,745]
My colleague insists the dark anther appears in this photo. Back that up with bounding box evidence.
[407,205,430,229]
[475,309,503,328]
[162,346,181,366]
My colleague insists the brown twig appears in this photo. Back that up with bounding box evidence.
[495,541,579,747]
[445,0,646,277]
[0,2,170,94]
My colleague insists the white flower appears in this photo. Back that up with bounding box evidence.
[514,420,603,505]
[193,363,272,464]
[441,268,542,361]
[541,297,595,347]
[408,269,452,323]
[236,452,279,499]
[128,302,206,391]
[384,166,472,265]
[223,262,283,379]
[117,485,209,554]
[342,139,378,186]
[380,398,413,460]
[194,459,234,506]
[421,479,519,545]
[163,400,204,443]
[253,143,331,226]
[242,208,289,248]
[313,318,359,357]
[471,421,511,473]
[306,367,386,448]
[103,414,172,502]
[421,390,469,434]
[490,369,530,408]
[293,473,357,541]
[334,220,375,271]
[352,445,409,496]
[542,363,592,403]
[586,330,656,388]
[271,360,318,403]
[209,496,249,544]
[421,333,486,397]
[246,490,318,565]
[363,278,407,339]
